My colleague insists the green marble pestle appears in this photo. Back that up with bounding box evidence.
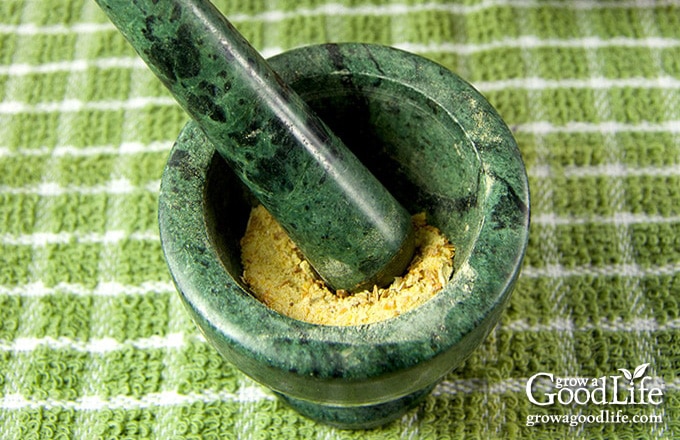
[95,0,415,292]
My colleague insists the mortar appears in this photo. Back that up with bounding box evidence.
[159,43,530,429]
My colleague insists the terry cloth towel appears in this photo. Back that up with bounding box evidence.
[1,0,679,438]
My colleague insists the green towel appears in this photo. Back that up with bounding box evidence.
[1,0,678,438]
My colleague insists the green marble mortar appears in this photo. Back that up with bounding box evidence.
[159,43,530,429]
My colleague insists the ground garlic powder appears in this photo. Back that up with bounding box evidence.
[240,205,455,326]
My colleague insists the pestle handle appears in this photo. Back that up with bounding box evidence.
[95,0,415,292]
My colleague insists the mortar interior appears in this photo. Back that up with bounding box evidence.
[204,73,485,291]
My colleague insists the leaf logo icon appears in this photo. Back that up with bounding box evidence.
[633,363,650,380]
[618,368,632,382]
[619,363,650,385]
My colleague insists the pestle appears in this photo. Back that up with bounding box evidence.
[95,0,415,293]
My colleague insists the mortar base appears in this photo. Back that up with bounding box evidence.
[274,384,436,430]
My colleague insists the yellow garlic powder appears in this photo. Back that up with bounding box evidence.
[240,205,455,326]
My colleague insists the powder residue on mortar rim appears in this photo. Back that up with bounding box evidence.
[240,205,455,326]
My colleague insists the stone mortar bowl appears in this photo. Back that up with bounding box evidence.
[159,43,530,429]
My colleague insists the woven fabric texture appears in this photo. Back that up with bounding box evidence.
[1,0,679,438]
